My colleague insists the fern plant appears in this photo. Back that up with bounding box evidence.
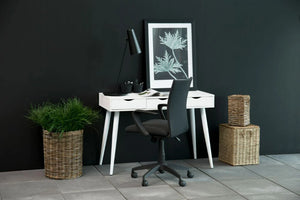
[27,98,100,135]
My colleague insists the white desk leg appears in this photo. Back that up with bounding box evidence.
[189,109,197,159]
[200,108,214,168]
[110,112,120,175]
[99,111,111,165]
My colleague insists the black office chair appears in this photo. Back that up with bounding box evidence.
[125,78,193,187]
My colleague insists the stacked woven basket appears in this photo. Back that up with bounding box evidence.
[218,95,260,166]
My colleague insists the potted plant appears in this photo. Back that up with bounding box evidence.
[27,98,100,179]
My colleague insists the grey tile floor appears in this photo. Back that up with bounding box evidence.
[0,154,299,200]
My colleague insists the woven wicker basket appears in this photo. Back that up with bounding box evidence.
[43,130,83,179]
[228,95,250,126]
[219,124,260,166]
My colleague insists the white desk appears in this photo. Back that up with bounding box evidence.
[98,90,215,175]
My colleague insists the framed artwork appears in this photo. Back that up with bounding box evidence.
[145,20,196,90]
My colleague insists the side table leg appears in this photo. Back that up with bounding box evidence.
[99,111,111,165]
[189,109,197,159]
[110,111,120,175]
[200,108,214,168]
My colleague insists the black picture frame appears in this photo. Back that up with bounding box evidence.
[144,19,197,90]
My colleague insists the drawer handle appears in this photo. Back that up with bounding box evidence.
[159,98,168,100]
[192,97,201,99]
[124,99,134,101]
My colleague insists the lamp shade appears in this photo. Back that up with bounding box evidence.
[127,29,141,55]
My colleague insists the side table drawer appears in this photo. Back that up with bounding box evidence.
[187,96,214,108]
[110,98,146,110]
[147,98,168,110]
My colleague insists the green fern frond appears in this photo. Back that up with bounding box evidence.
[159,30,187,50]
[154,51,182,74]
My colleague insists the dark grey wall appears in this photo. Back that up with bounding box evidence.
[0,0,299,172]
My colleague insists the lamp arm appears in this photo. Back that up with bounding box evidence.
[116,39,128,86]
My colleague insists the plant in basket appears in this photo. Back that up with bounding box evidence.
[27,98,100,179]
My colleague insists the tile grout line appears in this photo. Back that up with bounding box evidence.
[241,168,299,196]
[93,165,129,200]
[265,155,300,171]
[186,160,249,200]
[0,179,54,185]
[241,164,300,197]
[93,165,105,176]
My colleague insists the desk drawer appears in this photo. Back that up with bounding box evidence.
[147,98,168,110]
[187,96,214,108]
[109,98,146,110]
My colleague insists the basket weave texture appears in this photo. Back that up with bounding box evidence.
[228,95,250,126]
[219,124,260,166]
[43,130,83,179]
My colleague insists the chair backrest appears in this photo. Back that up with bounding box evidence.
[167,78,192,138]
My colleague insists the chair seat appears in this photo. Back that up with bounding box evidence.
[125,119,169,136]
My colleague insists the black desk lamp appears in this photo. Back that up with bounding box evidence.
[104,29,141,96]
[127,29,142,55]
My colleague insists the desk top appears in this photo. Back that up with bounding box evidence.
[99,90,214,100]
[99,90,215,112]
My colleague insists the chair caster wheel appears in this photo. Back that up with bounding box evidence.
[187,170,194,178]
[179,179,186,187]
[159,169,165,174]
[131,171,138,178]
[142,179,148,187]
